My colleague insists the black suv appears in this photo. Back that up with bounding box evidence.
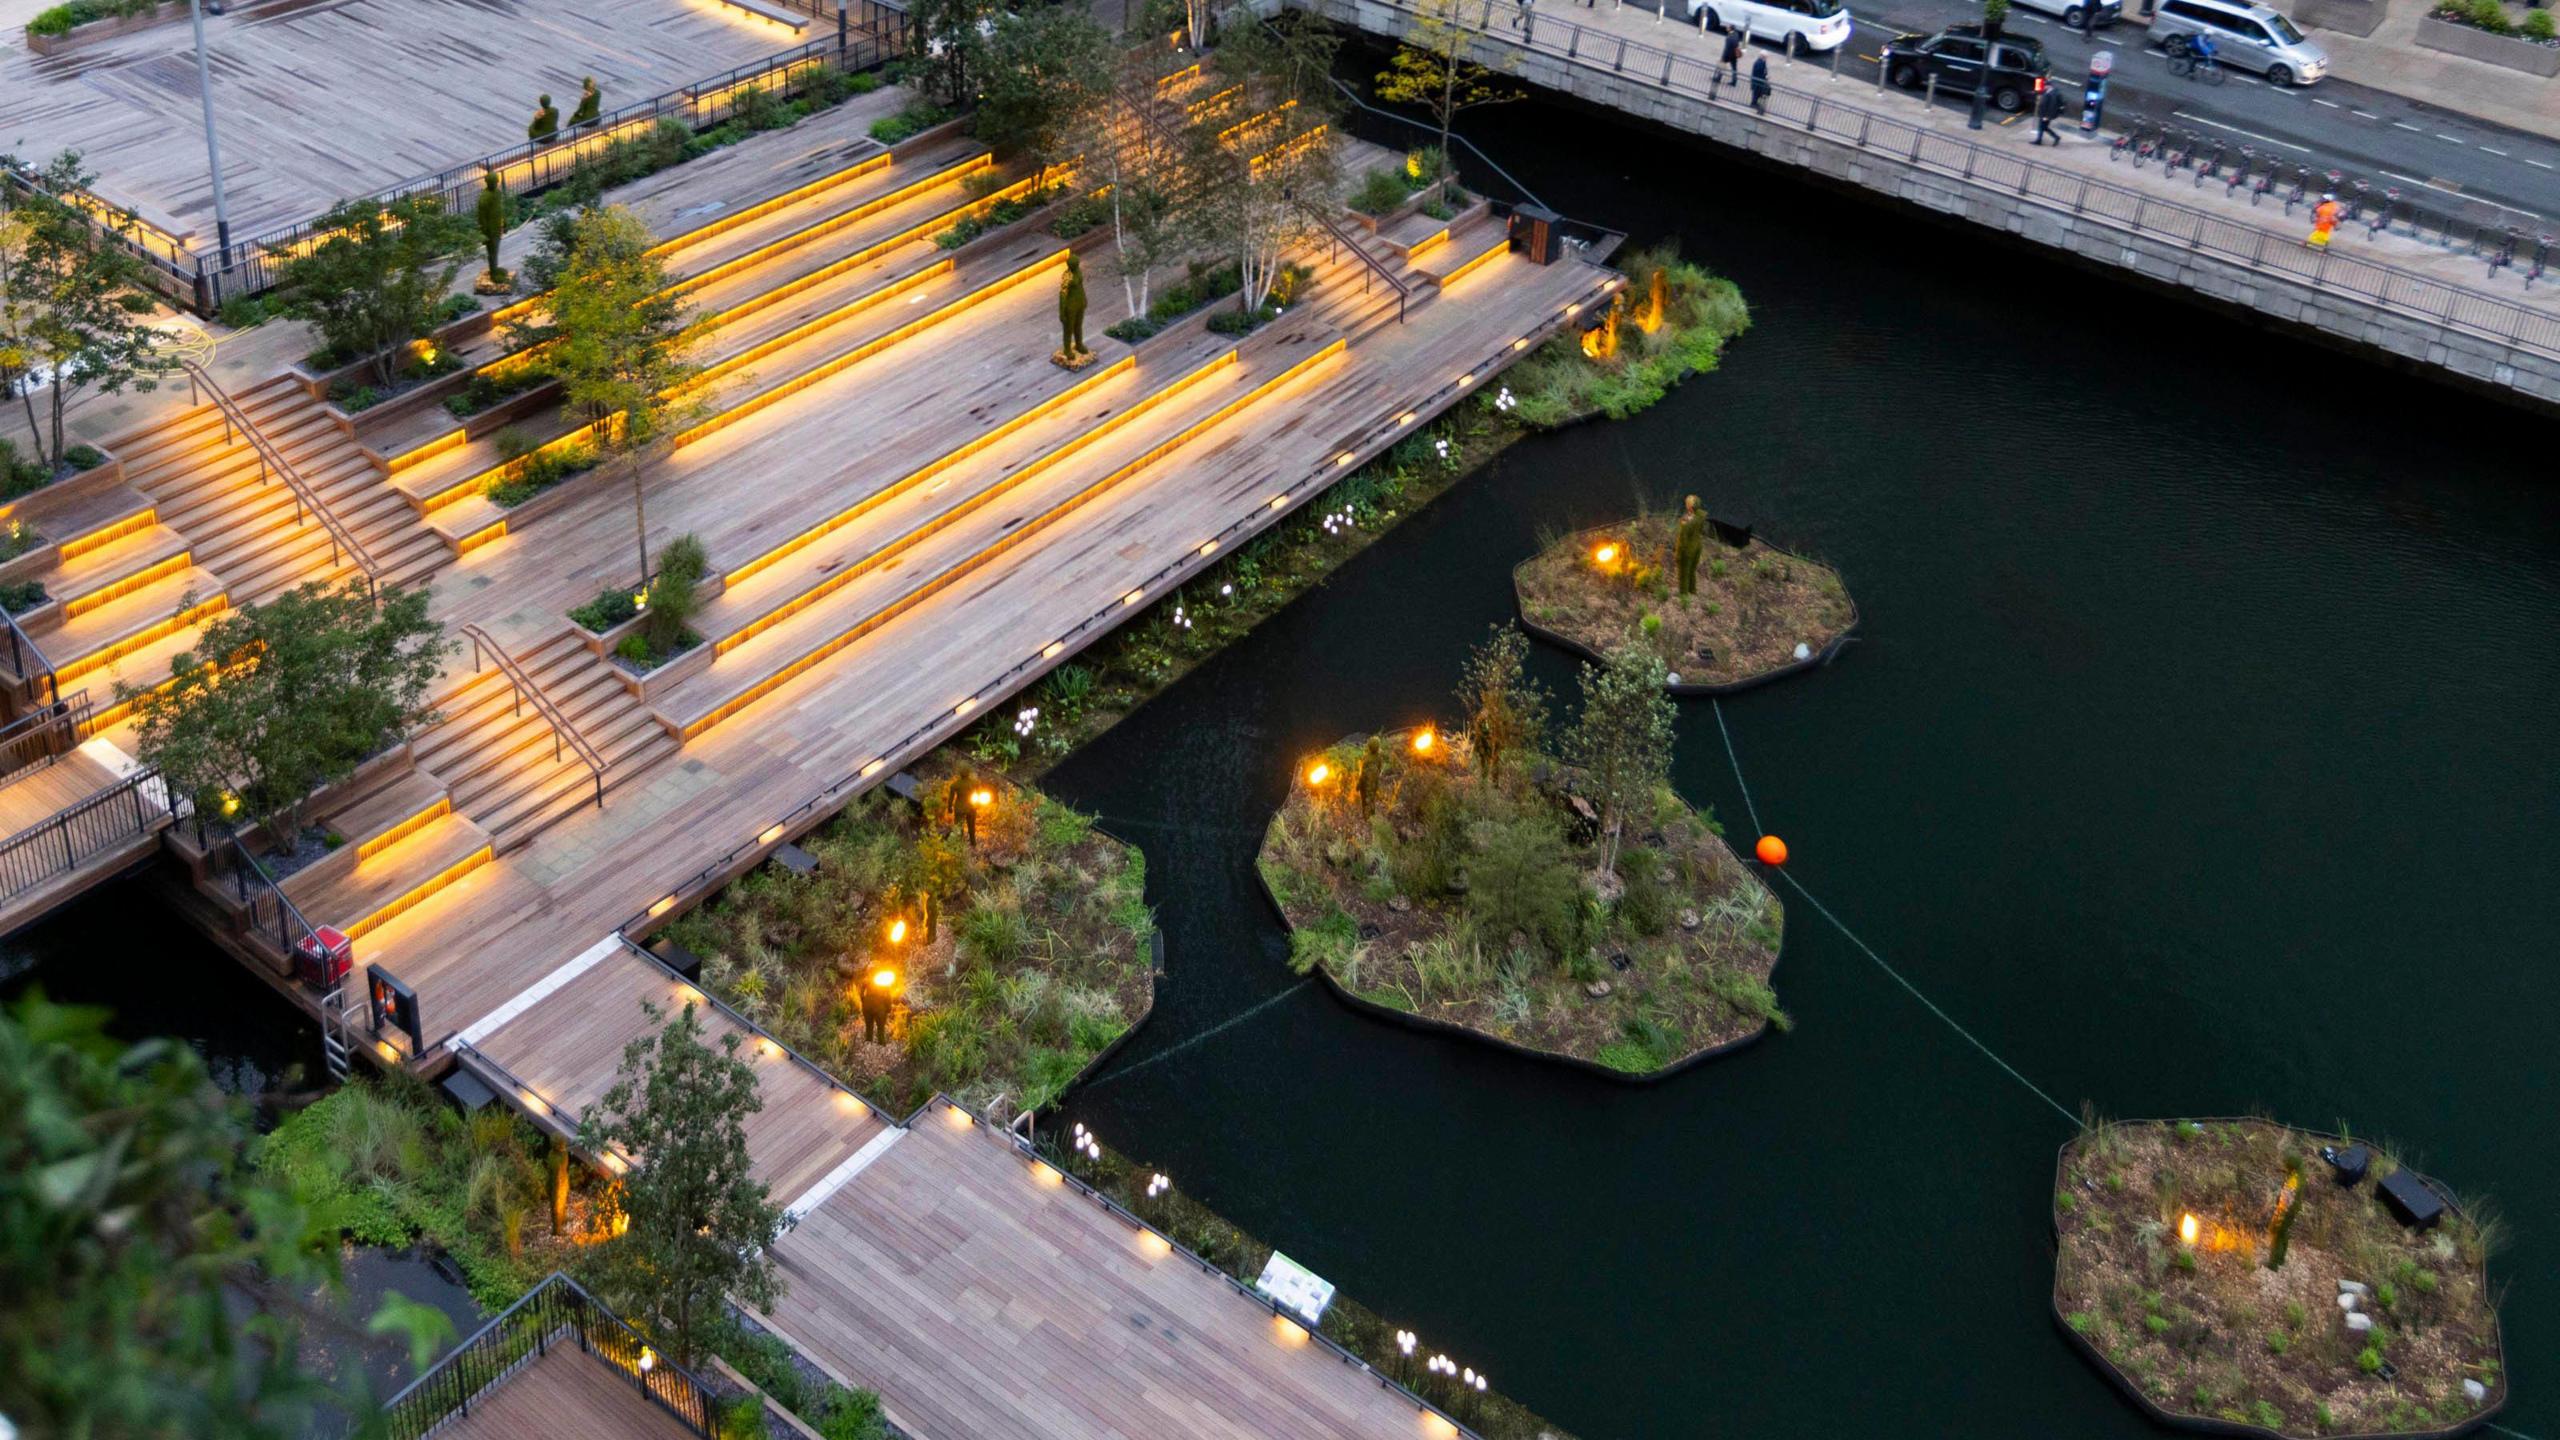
[1881,25,2051,113]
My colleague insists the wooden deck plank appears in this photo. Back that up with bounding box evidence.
[429,1337,702,1440]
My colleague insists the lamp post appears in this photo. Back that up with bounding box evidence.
[836,0,847,62]
[188,0,234,265]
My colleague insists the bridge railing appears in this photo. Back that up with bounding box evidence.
[1320,0,2560,363]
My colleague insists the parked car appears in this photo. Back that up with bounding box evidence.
[2009,0,2124,29]
[2149,0,2330,85]
[1685,0,1855,55]
[1881,26,2052,113]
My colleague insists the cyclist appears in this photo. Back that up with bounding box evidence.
[2187,30,2219,74]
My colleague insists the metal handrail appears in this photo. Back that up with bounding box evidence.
[459,624,607,811]
[223,828,328,958]
[1311,0,2560,362]
[0,764,171,903]
[0,603,60,708]
[0,690,92,786]
[381,1271,720,1439]
[1303,202,1411,322]
[176,360,381,589]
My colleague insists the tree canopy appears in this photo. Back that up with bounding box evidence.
[577,1001,788,1370]
[276,193,476,388]
[125,581,450,849]
[0,151,160,473]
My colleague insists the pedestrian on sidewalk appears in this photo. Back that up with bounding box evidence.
[2307,191,2341,249]
[2031,81,2062,146]
[1749,55,1771,113]
[1721,23,1745,81]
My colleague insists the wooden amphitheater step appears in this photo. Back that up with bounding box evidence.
[423,238,1073,556]
[653,326,1352,741]
[1408,212,1510,290]
[282,770,455,900]
[410,631,674,852]
[43,566,227,689]
[280,810,492,941]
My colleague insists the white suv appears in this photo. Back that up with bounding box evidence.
[1688,0,1855,55]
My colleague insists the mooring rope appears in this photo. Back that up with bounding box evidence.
[1711,699,2079,1128]
[1079,978,1317,1091]
[2488,1423,2550,1440]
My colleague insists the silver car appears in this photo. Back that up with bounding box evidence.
[2150,0,2330,85]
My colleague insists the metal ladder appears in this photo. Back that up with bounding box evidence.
[319,982,357,1081]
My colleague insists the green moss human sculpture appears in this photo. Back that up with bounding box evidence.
[475,170,506,282]
[1058,253,1090,360]
[570,76,601,128]
[528,94,559,142]
[1675,494,1706,598]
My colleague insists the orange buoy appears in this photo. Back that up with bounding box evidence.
[1755,834,1789,866]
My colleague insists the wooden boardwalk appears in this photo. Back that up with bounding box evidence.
[71,105,1616,1434]
[430,1339,703,1440]
[0,0,804,239]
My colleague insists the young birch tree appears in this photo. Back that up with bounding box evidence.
[0,153,159,475]
[1374,0,1523,173]
[1185,85,1335,316]
[1565,640,1675,881]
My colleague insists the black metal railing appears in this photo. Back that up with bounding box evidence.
[223,829,327,959]
[1305,0,2560,362]
[0,765,171,904]
[460,624,606,812]
[0,602,60,709]
[381,1272,720,1439]
[0,690,93,786]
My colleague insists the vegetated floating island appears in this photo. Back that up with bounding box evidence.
[662,756,1155,1121]
[1516,514,1856,691]
[1258,631,1785,1075]
[2054,1118,2507,1439]
[1499,242,1749,429]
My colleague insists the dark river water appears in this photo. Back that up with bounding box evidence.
[11,89,2555,1440]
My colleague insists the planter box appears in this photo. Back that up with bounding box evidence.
[2416,14,2560,74]
[288,305,498,401]
[2292,0,2385,34]
[614,633,716,704]
[359,376,562,475]
[25,2,184,56]
[0,445,125,536]
[322,363,480,441]
[1345,176,1452,233]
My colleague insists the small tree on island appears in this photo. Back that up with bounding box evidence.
[0,152,159,476]
[276,192,476,389]
[1564,640,1674,880]
[578,1001,788,1370]
[1374,0,1522,181]
[0,990,451,1436]
[513,205,708,584]
[123,582,449,851]
[975,5,1113,189]
[1458,625,1548,786]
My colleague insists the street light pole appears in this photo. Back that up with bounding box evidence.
[187,0,233,265]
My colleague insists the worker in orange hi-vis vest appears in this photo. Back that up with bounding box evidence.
[2308,192,2342,250]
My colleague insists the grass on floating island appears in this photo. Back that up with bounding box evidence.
[1259,728,1783,1074]
[663,756,1153,1121]
[2055,1118,2505,1438]
[1516,516,1854,688]
[1500,243,1748,430]
[1047,1124,1580,1440]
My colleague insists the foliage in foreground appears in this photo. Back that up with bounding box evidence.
[1503,244,1750,428]
[666,764,1153,1119]
[2056,1117,2505,1437]
[3,991,442,1436]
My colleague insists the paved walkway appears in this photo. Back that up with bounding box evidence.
[2301,0,2560,143]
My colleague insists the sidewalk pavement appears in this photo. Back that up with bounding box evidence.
[2294,0,2560,144]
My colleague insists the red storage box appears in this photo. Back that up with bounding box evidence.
[294,926,354,988]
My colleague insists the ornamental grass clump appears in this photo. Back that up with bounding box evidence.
[1500,243,1749,428]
